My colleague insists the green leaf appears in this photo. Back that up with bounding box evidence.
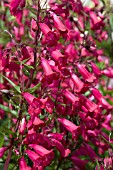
[0,104,17,116]
[0,75,21,94]
[26,82,41,93]
[0,132,4,147]
[23,64,34,69]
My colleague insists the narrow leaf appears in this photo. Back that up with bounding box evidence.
[0,74,21,93]
[0,132,4,147]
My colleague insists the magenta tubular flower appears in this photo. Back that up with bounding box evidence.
[39,23,51,35]
[41,58,59,84]
[41,58,53,76]
[82,96,98,112]
[71,73,84,93]
[77,64,96,82]
[21,46,31,60]
[92,88,112,109]
[0,147,7,158]
[22,92,35,105]
[50,12,67,32]
[33,117,45,127]
[19,117,26,134]
[10,0,21,13]
[51,138,70,157]
[90,62,101,76]
[29,144,53,157]
[19,157,31,170]
[26,150,40,161]
[71,156,88,170]
[28,98,43,116]
[102,67,113,78]
[64,89,79,104]
[51,50,64,61]
[29,144,54,167]
[58,118,80,133]
[48,133,64,141]
[90,11,103,30]
[77,64,96,83]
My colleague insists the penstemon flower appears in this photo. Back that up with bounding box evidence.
[0,0,113,169]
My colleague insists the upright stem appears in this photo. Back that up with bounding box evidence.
[26,1,41,88]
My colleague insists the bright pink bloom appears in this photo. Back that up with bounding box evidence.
[92,88,112,109]
[26,150,40,161]
[41,58,53,76]
[77,64,96,82]
[58,118,80,133]
[19,157,31,170]
[33,117,45,127]
[64,89,79,103]
[81,96,98,112]
[10,0,21,13]
[102,67,113,78]
[0,147,7,158]
[28,98,43,116]
[51,50,64,61]
[29,144,54,167]
[71,73,84,93]
[71,157,88,170]
[19,117,26,134]
[39,23,51,35]
[48,133,64,141]
[21,46,31,60]
[51,138,70,157]
[22,92,35,105]
[51,12,67,32]
[90,62,101,76]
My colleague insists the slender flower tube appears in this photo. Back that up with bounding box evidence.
[64,89,79,103]
[22,92,35,104]
[50,12,67,32]
[41,58,53,76]
[0,147,7,158]
[77,64,96,82]
[19,157,31,170]
[51,138,70,157]
[71,73,84,93]
[58,118,80,133]
[10,0,21,13]
[19,117,26,134]
[51,50,64,61]
[26,150,40,161]
[39,23,51,35]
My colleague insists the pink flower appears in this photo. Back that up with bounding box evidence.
[0,147,7,158]
[58,118,81,133]
[77,64,96,82]
[19,117,26,134]
[26,149,40,161]
[10,0,21,14]
[90,62,101,76]
[64,89,79,104]
[92,88,112,109]
[71,156,88,170]
[50,12,67,32]
[71,73,84,93]
[102,67,113,78]
[51,138,70,157]
[22,92,35,105]
[28,98,43,116]
[19,157,31,170]
[21,46,31,60]
[29,144,54,167]
[41,58,59,84]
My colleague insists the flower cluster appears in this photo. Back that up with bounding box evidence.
[0,0,113,169]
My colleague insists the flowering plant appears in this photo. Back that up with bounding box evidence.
[0,0,113,169]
